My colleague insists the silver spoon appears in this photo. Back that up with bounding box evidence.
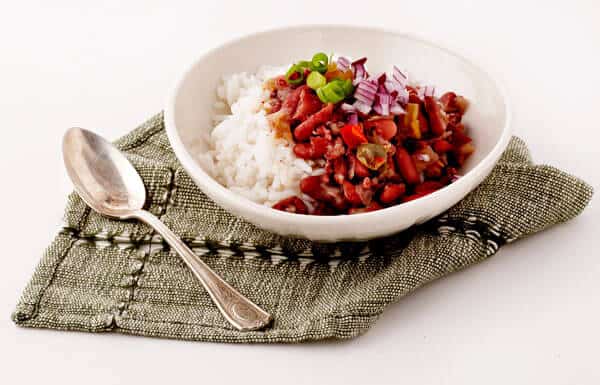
[62,127,272,331]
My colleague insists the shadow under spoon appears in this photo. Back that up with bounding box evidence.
[62,127,272,331]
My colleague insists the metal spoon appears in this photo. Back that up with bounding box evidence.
[62,127,272,331]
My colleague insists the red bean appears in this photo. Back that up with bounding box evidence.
[293,143,313,159]
[272,196,308,214]
[299,175,346,210]
[355,183,373,206]
[447,112,462,126]
[292,88,322,121]
[433,140,454,153]
[325,137,346,160]
[424,96,447,136]
[424,162,443,178]
[415,181,443,194]
[439,92,457,112]
[292,136,329,159]
[348,153,370,179]
[401,191,432,202]
[418,109,430,135]
[379,183,406,204]
[313,202,335,215]
[440,92,468,114]
[294,103,334,141]
[342,181,363,205]
[333,157,347,185]
[365,118,397,141]
[348,201,382,214]
[281,85,307,114]
[395,147,420,184]
[452,130,473,146]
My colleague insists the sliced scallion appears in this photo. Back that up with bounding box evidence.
[307,71,326,90]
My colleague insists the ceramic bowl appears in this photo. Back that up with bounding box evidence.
[164,25,511,242]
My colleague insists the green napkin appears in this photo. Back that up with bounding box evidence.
[12,113,593,343]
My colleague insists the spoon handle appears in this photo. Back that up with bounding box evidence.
[133,209,272,331]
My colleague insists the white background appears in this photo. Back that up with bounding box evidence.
[1,1,599,384]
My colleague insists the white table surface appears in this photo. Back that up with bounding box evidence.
[1,1,598,384]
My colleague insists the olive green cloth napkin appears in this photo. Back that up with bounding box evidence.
[12,113,593,343]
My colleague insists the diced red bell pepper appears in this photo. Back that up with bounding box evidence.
[340,123,368,149]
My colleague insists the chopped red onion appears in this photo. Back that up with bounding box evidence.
[355,87,375,102]
[347,112,358,125]
[450,174,462,182]
[369,72,387,85]
[353,100,372,115]
[418,85,436,99]
[374,93,391,116]
[352,57,367,66]
[352,57,368,85]
[340,103,356,113]
[337,56,351,71]
[357,79,377,92]
[354,79,377,104]
[396,87,409,105]
[392,66,408,86]
[384,79,403,94]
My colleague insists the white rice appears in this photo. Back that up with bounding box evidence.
[199,66,319,207]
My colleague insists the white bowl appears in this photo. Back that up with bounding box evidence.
[165,25,511,242]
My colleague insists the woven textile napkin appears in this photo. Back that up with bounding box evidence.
[12,113,593,343]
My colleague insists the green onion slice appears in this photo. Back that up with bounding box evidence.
[316,81,346,103]
[339,78,354,95]
[309,52,329,73]
[307,71,327,90]
[285,64,305,85]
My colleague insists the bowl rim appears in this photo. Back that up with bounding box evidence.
[164,24,512,226]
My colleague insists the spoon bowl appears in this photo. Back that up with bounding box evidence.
[63,128,146,219]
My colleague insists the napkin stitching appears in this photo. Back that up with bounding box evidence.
[119,168,176,320]
[54,215,509,263]
[118,310,382,333]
